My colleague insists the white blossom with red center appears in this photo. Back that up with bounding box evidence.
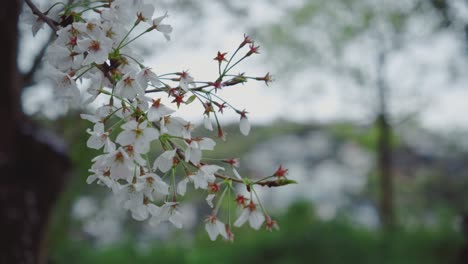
[24,0,295,242]
[116,120,159,154]
[78,31,113,65]
[234,201,265,230]
[205,214,228,241]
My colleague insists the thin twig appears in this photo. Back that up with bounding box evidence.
[21,0,76,88]
[22,30,55,88]
[167,140,286,188]
[24,0,59,32]
[96,64,114,85]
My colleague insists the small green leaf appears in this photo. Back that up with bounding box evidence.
[280,179,298,185]
[185,95,197,104]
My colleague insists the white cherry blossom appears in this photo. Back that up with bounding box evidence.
[77,31,113,65]
[149,202,183,229]
[96,105,119,120]
[185,137,216,165]
[141,173,169,198]
[152,12,173,40]
[83,72,109,104]
[178,71,194,91]
[86,154,114,189]
[116,182,147,219]
[116,120,159,154]
[114,71,144,99]
[131,199,160,221]
[137,68,161,88]
[73,20,103,38]
[192,165,223,190]
[234,201,265,230]
[86,122,115,153]
[106,147,134,181]
[47,66,80,106]
[161,116,193,139]
[23,0,286,240]
[21,2,59,36]
[205,215,228,241]
[101,21,126,47]
[123,145,148,167]
[147,99,175,122]
[46,44,83,71]
[134,0,155,24]
[153,149,177,173]
[101,0,134,24]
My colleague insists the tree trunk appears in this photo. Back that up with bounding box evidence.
[0,2,70,263]
[377,113,395,230]
[376,52,395,230]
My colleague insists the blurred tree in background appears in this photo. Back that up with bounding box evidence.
[256,0,468,231]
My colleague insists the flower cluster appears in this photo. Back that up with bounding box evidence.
[24,0,294,241]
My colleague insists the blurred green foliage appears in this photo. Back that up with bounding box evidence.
[330,123,400,152]
[42,114,466,264]
[50,202,461,264]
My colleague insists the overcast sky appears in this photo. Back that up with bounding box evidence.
[19,0,468,133]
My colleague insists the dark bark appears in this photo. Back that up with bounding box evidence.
[376,113,395,230]
[429,0,451,27]
[0,2,70,264]
[458,212,468,264]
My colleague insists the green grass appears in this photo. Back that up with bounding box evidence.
[50,202,462,264]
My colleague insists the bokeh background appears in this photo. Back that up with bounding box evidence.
[17,0,468,263]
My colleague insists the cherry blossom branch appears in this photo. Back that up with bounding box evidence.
[96,64,115,85]
[22,0,290,238]
[145,87,167,93]
[168,140,294,188]
[24,0,59,32]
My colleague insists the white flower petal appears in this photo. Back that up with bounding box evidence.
[143,127,159,142]
[205,222,219,241]
[233,168,242,180]
[154,179,169,195]
[234,208,250,227]
[177,178,189,196]
[134,139,150,154]
[206,194,216,208]
[86,175,97,184]
[200,165,224,175]
[104,138,116,153]
[188,148,202,165]
[199,138,216,150]
[216,220,228,240]
[204,115,213,131]
[239,117,250,136]
[87,135,105,149]
[132,205,149,221]
[193,173,208,190]
[249,210,265,230]
[169,211,183,229]
[80,114,101,123]
[147,203,160,216]
[116,130,135,146]
[153,149,176,172]
[121,120,139,130]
